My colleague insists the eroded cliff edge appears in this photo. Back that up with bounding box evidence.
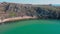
[0,2,60,21]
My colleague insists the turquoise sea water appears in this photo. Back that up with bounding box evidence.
[0,19,60,34]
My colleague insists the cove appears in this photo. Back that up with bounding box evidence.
[0,19,60,34]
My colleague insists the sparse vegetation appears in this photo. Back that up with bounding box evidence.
[0,2,60,19]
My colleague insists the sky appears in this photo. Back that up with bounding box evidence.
[0,0,60,4]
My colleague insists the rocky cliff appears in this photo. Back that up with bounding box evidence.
[0,2,60,19]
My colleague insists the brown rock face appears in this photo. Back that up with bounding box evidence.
[0,2,37,19]
[0,2,60,19]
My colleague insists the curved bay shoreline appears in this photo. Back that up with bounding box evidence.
[0,16,59,24]
[0,16,37,24]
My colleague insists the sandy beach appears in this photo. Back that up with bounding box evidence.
[0,16,37,23]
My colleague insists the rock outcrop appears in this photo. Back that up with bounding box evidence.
[0,2,60,19]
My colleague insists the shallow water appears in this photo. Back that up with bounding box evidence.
[0,19,60,34]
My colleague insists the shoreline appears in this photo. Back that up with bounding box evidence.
[0,16,37,23]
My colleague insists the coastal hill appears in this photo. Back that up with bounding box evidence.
[0,2,60,20]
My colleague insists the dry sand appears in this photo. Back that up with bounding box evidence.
[0,16,37,23]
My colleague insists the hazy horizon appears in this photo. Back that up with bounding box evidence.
[0,0,60,4]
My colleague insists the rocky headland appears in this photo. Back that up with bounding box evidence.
[0,2,60,23]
